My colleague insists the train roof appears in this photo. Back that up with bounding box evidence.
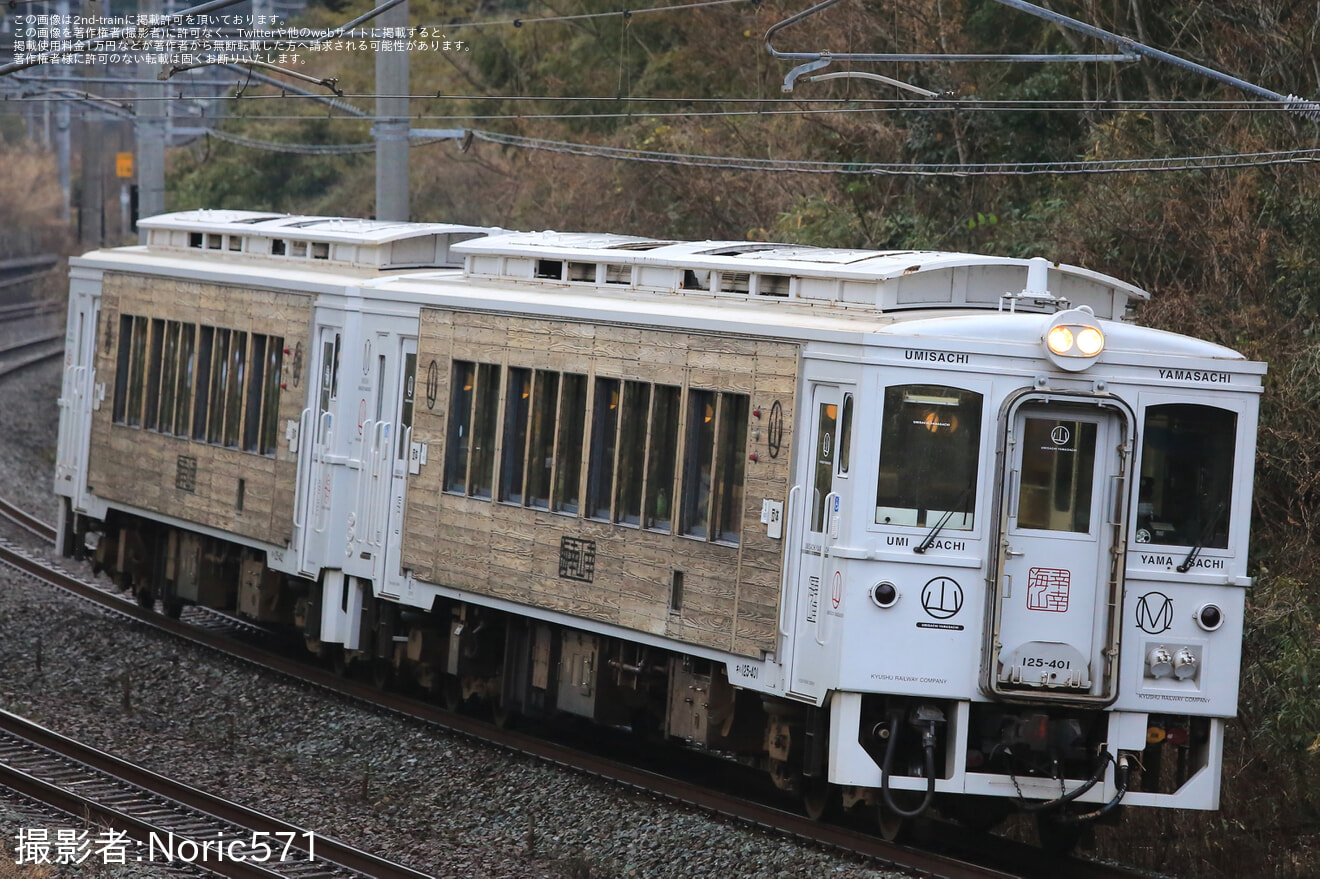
[137,211,496,270]
[453,231,1151,320]
[126,214,1149,321]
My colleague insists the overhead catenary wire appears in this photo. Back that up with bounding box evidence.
[163,123,1320,175]
[466,128,1320,175]
[4,86,1318,115]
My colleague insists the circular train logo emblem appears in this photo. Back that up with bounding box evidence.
[767,400,784,459]
[425,360,439,410]
[921,577,963,620]
[1136,591,1174,634]
[1051,425,1071,446]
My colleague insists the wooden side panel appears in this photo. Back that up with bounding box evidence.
[86,272,311,547]
[402,309,800,658]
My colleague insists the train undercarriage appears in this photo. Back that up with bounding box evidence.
[76,508,1212,849]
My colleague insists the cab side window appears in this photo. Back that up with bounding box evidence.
[875,385,983,530]
[1136,404,1236,548]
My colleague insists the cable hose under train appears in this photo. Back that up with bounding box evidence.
[1059,753,1131,823]
[880,711,937,818]
[1013,748,1113,813]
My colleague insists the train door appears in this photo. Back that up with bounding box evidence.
[380,338,417,597]
[786,383,853,703]
[55,286,99,503]
[294,325,342,577]
[985,397,1131,703]
[345,333,392,582]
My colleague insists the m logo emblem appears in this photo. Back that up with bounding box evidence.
[1136,591,1174,634]
[1050,424,1071,446]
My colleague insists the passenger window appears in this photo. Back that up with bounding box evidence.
[1016,417,1097,533]
[681,389,749,543]
[615,381,651,526]
[713,393,749,543]
[810,400,837,533]
[244,335,267,452]
[526,371,560,509]
[127,316,149,428]
[469,363,501,499]
[223,331,246,448]
[260,337,283,456]
[158,322,180,435]
[173,324,195,437]
[396,351,415,461]
[207,328,230,445]
[144,319,165,431]
[1136,404,1236,548]
[644,385,681,532]
[875,385,982,529]
[193,326,214,441]
[553,373,588,513]
[112,315,133,424]
[681,390,717,538]
[499,368,532,504]
[838,394,853,476]
[444,361,475,493]
[586,378,620,521]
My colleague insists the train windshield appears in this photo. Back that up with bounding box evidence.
[1135,404,1236,548]
[875,385,982,529]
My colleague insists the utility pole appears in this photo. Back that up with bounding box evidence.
[78,63,104,247]
[374,0,409,221]
[55,0,71,223]
[136,0,167,225]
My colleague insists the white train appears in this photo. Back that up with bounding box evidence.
[53,211,1263,845]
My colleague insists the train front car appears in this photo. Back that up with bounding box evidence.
[386,239,1262,841]
[50,215,1263,849]
[777,256,1263,837]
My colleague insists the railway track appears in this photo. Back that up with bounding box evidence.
[0,494,56,543]
[0,532,1154,879]
[0,331,64,380]
[0,709,435,879]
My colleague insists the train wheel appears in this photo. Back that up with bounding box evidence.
[331,646,350,677]
[371,659,394,690]
[135,586,154,610]
[803,779,837,822]
[162,599,183,620]
[491,699,516,729]
[442,676,463,713]
[873,804,907,843]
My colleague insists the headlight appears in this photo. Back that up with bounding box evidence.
[1046,325,1074,355]
[1043,307,1106,371]
[1076,326,1105,356]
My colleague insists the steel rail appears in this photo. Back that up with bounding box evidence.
[0,496,55,543]
[0,333,64,381]
[0,709,436,879]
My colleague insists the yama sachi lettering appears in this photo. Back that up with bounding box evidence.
[905,349,970,364]
[1157,368,1231,384]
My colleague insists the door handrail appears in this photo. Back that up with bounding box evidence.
[291,407,312,529]
[777,484,802,640]
[815,490,841,646]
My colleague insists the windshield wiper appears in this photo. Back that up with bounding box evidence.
[914,485,974,554]
[1177,500,1227,573]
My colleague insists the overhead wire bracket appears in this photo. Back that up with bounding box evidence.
[766,0,1137,93]
[767,0,1320,120]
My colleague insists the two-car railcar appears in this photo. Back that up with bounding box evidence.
[53,211,1264,843]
